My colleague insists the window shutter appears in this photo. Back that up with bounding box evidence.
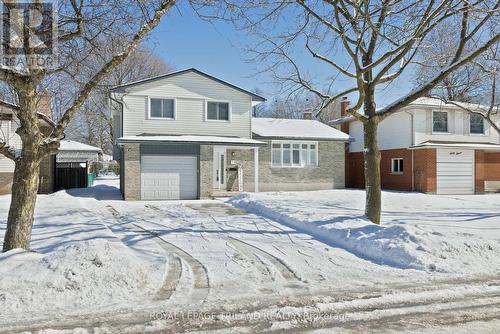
[463,112,470,135]
[426,110,432,134]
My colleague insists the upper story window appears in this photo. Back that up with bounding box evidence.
[149,98,175,119]
[470,113,485,134]
[391,158,404,174]
[207,101,230,121]
[432,111,448,133]
[271,141,318,168]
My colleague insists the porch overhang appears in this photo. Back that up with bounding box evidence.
[409,141,500,152]
[117,135,267,148]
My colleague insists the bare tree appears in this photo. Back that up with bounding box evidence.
[195,0,500,224]
[0,0,176,252]
[416,24,500,134]
[66,43,172,154]
[413,24,488,102]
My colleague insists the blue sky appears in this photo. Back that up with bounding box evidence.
[147,3,414,108]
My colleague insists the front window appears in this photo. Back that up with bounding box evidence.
[271,141,318,167]
[433,111,448,133]
[207,101,230,121]
[150,98,174,119]
[391,158,404,174]
[470,114,485,134]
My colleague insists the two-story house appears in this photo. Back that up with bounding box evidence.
[336,97,500,195]
[110,68,349,200]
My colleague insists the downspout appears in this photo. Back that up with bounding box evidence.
[405,110,415,191]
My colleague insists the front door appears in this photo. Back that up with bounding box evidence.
[213,147,226,190]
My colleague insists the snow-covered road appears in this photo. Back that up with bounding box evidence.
[1,179,500,333]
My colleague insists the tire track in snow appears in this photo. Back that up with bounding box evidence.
[148,203,303,284]
[221,233,302,282]
[5,278,500,333]
[106,206,210,303]
[154,254,182,301]
[201,212,302,283]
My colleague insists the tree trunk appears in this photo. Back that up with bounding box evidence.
[2,155,41,251]
[363,120,382,224]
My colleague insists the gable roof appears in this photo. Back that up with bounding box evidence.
[0,99,56,127]
[252,118,350,141]
[59,140,102,153]
[330,97,491,125]
[110,68,266,102]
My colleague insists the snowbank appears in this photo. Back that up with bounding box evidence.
[228,191,500,273]
[0,239,156,317]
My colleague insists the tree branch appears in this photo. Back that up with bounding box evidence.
[378,32,500,120]
[0,140,16,161]
[49,0,175,142]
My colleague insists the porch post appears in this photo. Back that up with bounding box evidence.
[254,147,259,192]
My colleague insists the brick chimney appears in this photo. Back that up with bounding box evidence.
[37,90,53,120]
[340,97,349,134]
[303,109,313,120]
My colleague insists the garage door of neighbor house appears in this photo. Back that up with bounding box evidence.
[141,155,198,200]
[436,149,474,195]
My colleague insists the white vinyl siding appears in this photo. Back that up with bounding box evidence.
[120,71,252,138]
[0,118,21,173]
[271,140,318,168]
[436,149,474,195]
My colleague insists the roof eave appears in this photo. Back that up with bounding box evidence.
[117,137,267,147]
[110,68,266,102]
[252,134,350,141]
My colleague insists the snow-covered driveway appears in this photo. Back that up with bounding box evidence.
[2,180,500,333]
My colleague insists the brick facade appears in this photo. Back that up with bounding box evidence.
[380,149,413,191]
[483,152,500,192]
[199,145,214,198]
[347,149,414,191]
[347,152,365,189]
[122,143,140,200]
[123,140,347,200]
[225,140,345,193]
[413,148,436,193]
[0,155,55,195]
[38,155,55,194]
[348,148,500,194]
[485,152,500,180]
[0,172,13,195]
[254,140,345,192]
[475,150,485,193]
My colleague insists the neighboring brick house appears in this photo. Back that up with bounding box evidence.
[334,97,500,194]
[0,95,56,195]
[111,68,349,200]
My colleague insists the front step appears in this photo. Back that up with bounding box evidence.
[210,191,241,198]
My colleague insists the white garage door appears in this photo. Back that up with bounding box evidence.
[437,149,474,195]
[141,155,198,200]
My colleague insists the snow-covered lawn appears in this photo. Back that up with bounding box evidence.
[0,177,166,322]
[1,181,500,332]
[229,190,500,274]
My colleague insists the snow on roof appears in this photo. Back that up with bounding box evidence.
[59,140,102,153]
[331,97,490,125]
[409,97,489,110]
[410,141,500,150]
[118,135,266,147]
[252,118,349,140]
